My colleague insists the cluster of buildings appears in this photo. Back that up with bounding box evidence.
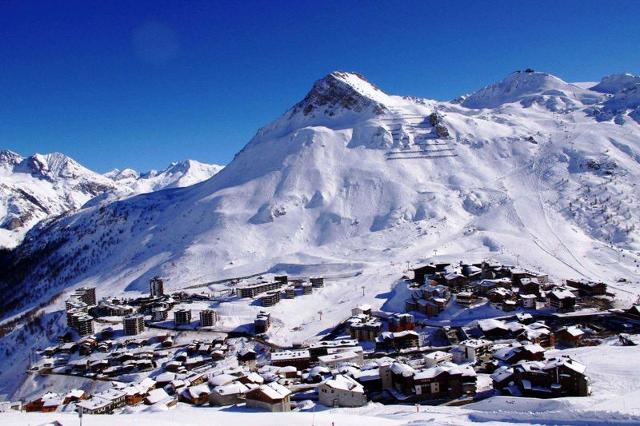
[22,264,639,416]
[408,261,609,315]
[65,287,97,336]
[64,278,225,343]
[236,275,324,307]
[237,275,324,307]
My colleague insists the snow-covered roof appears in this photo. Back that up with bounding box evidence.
[145,388,170,404]
[213,382,249,395]
[156,372,176,383]
[459,339,491,349]
[77,396,111,410]
[65,389,85,399]
[323,374,364,393]
[478,319,508,331]
[390,362,415,377]
[425,350,452,361]
[318,350,360,364]
[187,383,211,398]
[562,326,585,337]
[248,382,291,401]
[544,356,587,374]
[550,288,576,300]
[208,373,237,387]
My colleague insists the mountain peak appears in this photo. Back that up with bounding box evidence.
[461,69,590,109]
[0,149,22,169]
[591,73,640,94]
[290,71,389,118]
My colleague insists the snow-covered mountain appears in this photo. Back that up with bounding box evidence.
[0,152,223,249]
[104,159,224,195]
[0,151,118,249]
[2,69,640,318]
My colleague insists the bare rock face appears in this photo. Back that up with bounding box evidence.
[291,71,388,118]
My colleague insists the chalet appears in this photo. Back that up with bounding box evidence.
[493,342,545,364]
[353,368,384,393]
[63,389,86,405]
[144,388,176,408]
[455,291,476,307]
[488,287,513,304]
[519,277,542,295]
[516,322,555,348]
[543,356,590,396]
[510,270,537,286]
[77,397,113,415]
[181,383,211,405]
[77,389,126,414]
[25,392,62,413]
[375,330,420,351]
[566,279,607,296]
[519,293,538,309]
[556,326,585,347]
[494,356,590,398]
[548,288,577,312]
[478,319,510,339]
[383,362,416,395]
[412,264,437,283]
[318,374,367,407]
[302,283,313,295]
[503,299,517,311]
[209,382,250,406]
[123,386,146,405]
[237,348,257,369]
[462,263,483,279]
[245,382,292,412]
[271,349,311,369]
[477,278,512,296]
[444,273,468,290]
[412,363,477,401]
[516,312,534,324]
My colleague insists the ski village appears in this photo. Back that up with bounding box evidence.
[2,65,640,425]
[6,258,640,416]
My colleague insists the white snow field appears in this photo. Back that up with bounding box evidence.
[1,70,640,423]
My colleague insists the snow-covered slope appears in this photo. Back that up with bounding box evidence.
[2,69,640,318]
[0,153,223,249]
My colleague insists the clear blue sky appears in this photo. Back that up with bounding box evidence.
[1,0,639,173]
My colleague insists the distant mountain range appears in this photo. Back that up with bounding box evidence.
[0,150,223,248]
